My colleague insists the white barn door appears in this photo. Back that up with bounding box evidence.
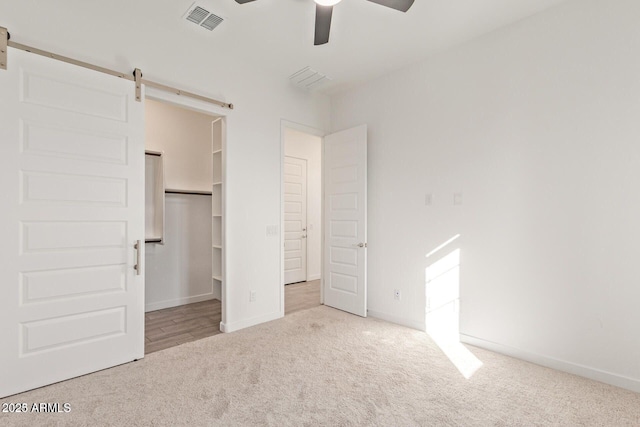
[0,49,145,397]
[323,125,367,317]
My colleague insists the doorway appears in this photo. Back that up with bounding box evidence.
[143,98,225,353]
[280,123,369,318]
[282,124,323,315]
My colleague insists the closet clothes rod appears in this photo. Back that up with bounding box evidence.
[165,189,212,196]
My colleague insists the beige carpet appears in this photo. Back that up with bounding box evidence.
[1,306,639,426]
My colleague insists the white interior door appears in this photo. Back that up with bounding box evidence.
[323,125,367,317]
[284,156,308,284]
[0,49,145,398]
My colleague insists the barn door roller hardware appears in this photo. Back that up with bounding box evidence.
[0,26,234,110]
[134,68,142,102]
[0,27,7,70]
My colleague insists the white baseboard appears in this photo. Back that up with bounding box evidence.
[460,334,640,393]
[145,293,216,313]
[220,310,283,333]
[307,274,321,281]
[367,309,425,331]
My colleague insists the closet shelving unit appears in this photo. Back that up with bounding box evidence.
[145,151,165,244]
[212,120,224,293]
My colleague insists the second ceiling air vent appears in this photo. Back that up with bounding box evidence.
[289,67,331,91]
[184,3,224,31]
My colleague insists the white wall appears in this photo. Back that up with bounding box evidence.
[145,99,215,193]
[284,128,322,282]
[331,0,640,391]
[145,194,214,311]
[222,88,327,332]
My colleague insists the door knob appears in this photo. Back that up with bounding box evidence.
[302,235,307,239]
[356,242,367,248]
[302,228,307,231]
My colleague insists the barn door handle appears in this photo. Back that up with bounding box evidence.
[134,240,142,275]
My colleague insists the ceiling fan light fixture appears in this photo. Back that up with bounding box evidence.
[236,0,415,46]
[314,0,342,6]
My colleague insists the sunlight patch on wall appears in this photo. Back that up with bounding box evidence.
[426,238,483,379]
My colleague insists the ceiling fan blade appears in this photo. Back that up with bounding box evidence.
[314,4,333,46]
[366,0,414,12]
[235,0,257,3]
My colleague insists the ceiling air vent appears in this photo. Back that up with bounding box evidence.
[201,14,224,31]
[289,67,331,91]
[184,3,224,31]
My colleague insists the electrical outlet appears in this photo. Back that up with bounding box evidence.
[394,289,401,301]
[250,290,256,302]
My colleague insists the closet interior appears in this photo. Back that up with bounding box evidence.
[143,99,224,354]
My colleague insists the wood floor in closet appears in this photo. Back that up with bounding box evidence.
[145,279,321,354]
[145,299,222,354]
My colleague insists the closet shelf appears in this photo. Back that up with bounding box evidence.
[212,181,222,186]
[213,214,222,218]
[212,275,223,282]
[212,149,222,154]
[212,244,222,249]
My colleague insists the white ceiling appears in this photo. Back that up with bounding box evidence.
[2,0,570,95]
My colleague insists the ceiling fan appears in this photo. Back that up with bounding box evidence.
[235,0,415,45]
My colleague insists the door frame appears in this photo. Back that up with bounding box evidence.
[280,120,325,317]
[146,86,231,331]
